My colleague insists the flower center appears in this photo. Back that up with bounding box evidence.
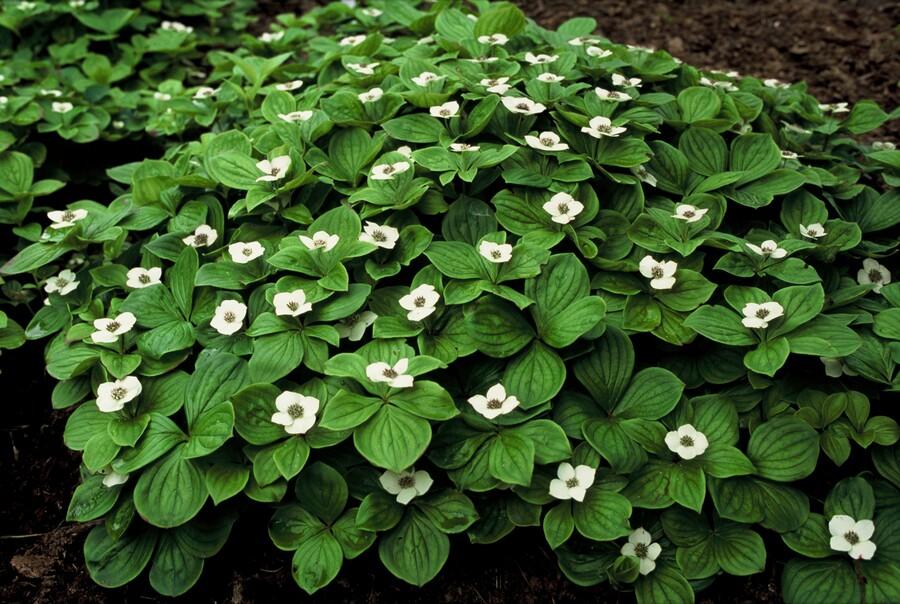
[634,543,649,558]
[287,301,299,311]
[608,91,620,99]
[106,322,120,332]
[382,165,394,174]
[557,203,569,214]
[540,137,554,146]
[486,398,503,409]
[398,475,415,489]
[844,531,860,545]
[138,274,150,283]
[194,233,208,245]
[682,210,695,218]
[223,311,236,322]
[382,368,398,379]
[651,266,664,278]
[314,239,326,247]
[807,227,820,236]
[679,435,694,447]
[111,387,128,400]
[439,108,451,116]
[490,250,502,259]
[595,123,611,133]
[269,167,280,176]
[755,309,770,319]
[61,210,75,221]
[242,247,253,256]
[869,269,882,282]
[565,477,579,488]
[516,102,529,111]
[287,403,304,419]
[55,277,69,287]
[372,230,386,241]
[413,296,426,307]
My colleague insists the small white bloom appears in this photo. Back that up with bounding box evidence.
[524,52,558,64]
[17,1,37,11]
[348,62,379,76]
[524,131,569,152]
[360,7,382,16]
[700,76,738,92]
[430,101,460,119]
[182,224,218,248]
[450,142,479,152]
[397,146,413,159]
[270,391,319,434]
[339,34,367,47]
[817,102,849,113]
[40,89,63,97]
[153,92,171,101]
[358,87,383,103]
[481,77,510,94]
[568,36,598,46]
[595,87,631,102]
[633,165,657,187]
[256,155,292,182]
[412,71,443,87]
[399,283,440,321]
[587,47,613,58]
[746,240,787,259]
[101,469,129,488]
[621,528,662,575]
[193,86,216,100]
[336,311,377,341]
[161,20,194,34]
[0,96,7,105]
[44,269,79,296]
[872,141,896,151]
[228,241,264,264]
[536,73,565,83]
[549,462,596,502]
[858,258,891,294]
[52,101,74,114]
[417,35,434,45]
[467,383,519,419]
[542,192,584,225]
[380,469,433,505]
[672,204,708,223]
[829,515,876,560]
[275,79,303,92]
[820,357,857,378]
[366,358,414,388]
[763,78,789,89]
[278,110,313,122]
[96,376,142,413]
[612,73,642,88]
[47,208,87,229]
[741,301,785,329]
[370,161,410,180]
[581,115,627,138]
[91,312,137,344]
[210,300,247,336]
[273,289,313,317]
[479,241,513,263]
[664,424,709,460]
[781,150,799,160]
[259,31,284,43]
[639,255,677,290]
[478,33,508,45]
[501,96,547,115]
[359,222,400,249]
[126,267,162,289]
[112,120,124,128]
[799,223,827,239]
[299,230,340,252]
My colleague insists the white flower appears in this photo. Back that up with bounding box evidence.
[858,258,891,294]
[639,255,677,290]
[478,33,508,45]
[829,515,876,560]
[672,204,708,223]
[397,146,413,159]
[47,208,87,229]
[700,76,738,92]
[275,80,303,92]
[299,230,340,252]
[193,86,216,100]
[542,192,584,224]
[430,101,459,119]
[612,73,642,88]
[359,222,400,249]
[51,101,74,114]
[278,110,313,122]
[112,120,124,128]
[568,36,598,46]
[399,284,440,321]
[412,71,443,87]
[17,1,36,10]
[621,528,662,575]
[366,358,414,388]
[40,89,63,97]
[479,241,513,263]
[481,77,510,94]
[781,150,799,160]
[581,116,627,138]
[273,289,313,317]
[467,383,519,419]
[336,311,377,341]
[161,20,194,34]
[450,142,480,152]
[633,165,657,187]
[348,62,379,76]
[820,357,857,378]
[524,131,569,152]
[360,7,381,16]
[339,34,367,47]
[91,312,137,344]
[741,301,784,329]
[417,35,434,45]
[595,87,631,102]
[380,469,433,505]
[536,73,565,83]
[587,47,613,58]
[549,462,596,502]
[259,31,284,43]
[256,155,291,182]
[664,424,709,460]
[126,267,162,289]
[0,96,7,105]
[370,161,410,180]
[501,96,547,115]
[799,223,827,239]
[746,240,787,259]
[101,469,129,488]
[872,141,896,151]
[182,224,218,248]
[763,78,789,89]
[524,52,558,64]
[153,92,171,101]
[210,300,247,336]
[44,270,79,295]
[358,87,383,103]
[228,241,264,264]
[270,391,319,434]
[96,376,142,413]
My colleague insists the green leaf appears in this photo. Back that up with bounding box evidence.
[782,559,859,604]
[488,432,535,486]
[614,367,684,420]
[295,462,348,524]
[502,342,566,409]
[743,337,790,376]
[84,526,156,588]
[354,406,431,472]
[635,563,695,604]
[677,87,721,123]
[474,2,527,36]
[730,133,780,185]
[133,450,207,528]
[464,296,534,358]
[292,531,343,595]
[747,416,819,481]
[543,503,575,549]
[379,510,449,586]
[382,115,446,143]
[684,305,756,346]
[249,331,305,383]
[67,475,121,521]
[572,488,632,541]
[679,127,727,176]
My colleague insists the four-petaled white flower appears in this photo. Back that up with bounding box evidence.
[478,33,508,45]
[371,161,410,180]
[380,469,433,505]
[299,230,340,252]
[741,301,784,329]
[399,283,440,321]
[275,80,303,92]
[101,469,129,488]
[210,300,247,336]
[746,240,787,259]
[91,312,137,344]
[270,391,319,434]
[126,267,162,289]
[542,192,584,224]
[549,462,596,502]
[430,101,459,119]
[52,101,74,114]
[412,71,443,87]
[259,31,284,43]
[612,73,642,87]
[819,102,850,113]
[44,269,79,295]
[829,515,876,560]
[278,110,313,122]
[48,208,87,229]
[525,131,569,151]
[639,255,677,290]
[467,383,519,419]
[359,221,400,249]
[256,156,291,182]
[672,204,708,223]
[568,36,598,46]
[193,86,216,100]
[537,73,565,83]
[581,116,627,139]
[348,62,379,76]
[96,376,142,413]
[126,267,162,288]
[273,289,313,317]
[479,240,513,263]
[228,241,264,264]
[161,20,193,33]
[621,528,662,575]
[665,424,709,460]
[799,223,827,239]
[587,46,613,58]
[182,224,218,248]
[595,87,631,102]
[366,358,414,388]
[501,96,547,115]
[481,77,510,94]
[336,311,377,341]
[763,78,789,89]
[340,34,367,47]
[858,258,891,294]
[358,87,384,103]
[450,142,479,153]
[525,52,558,64]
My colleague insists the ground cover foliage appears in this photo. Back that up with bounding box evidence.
[0,0,899,602]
